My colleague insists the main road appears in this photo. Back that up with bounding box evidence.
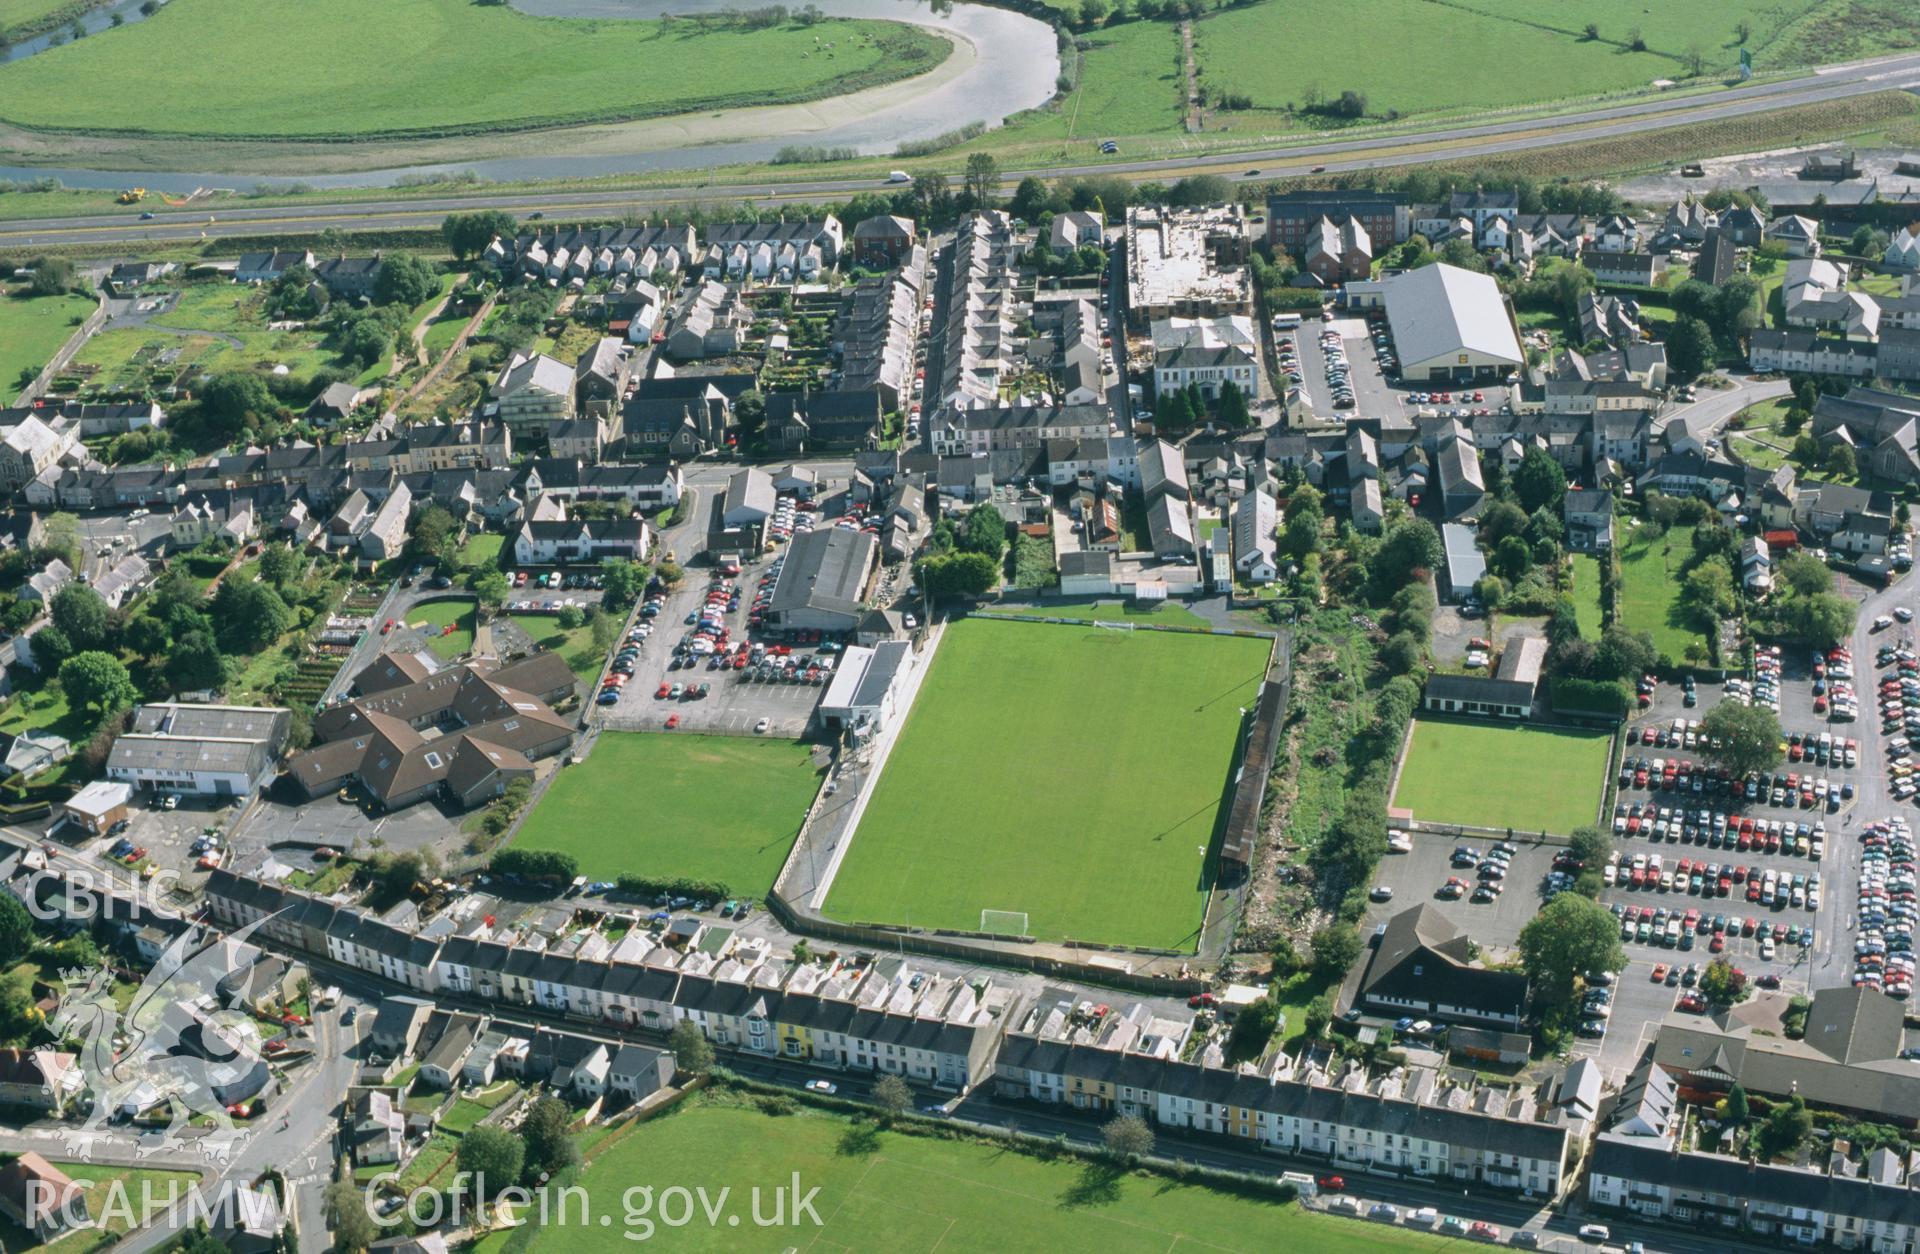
[5,49,1920,249]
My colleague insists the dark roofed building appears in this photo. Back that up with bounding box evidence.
[1359,905,1530,1029]
[761,526,878,634]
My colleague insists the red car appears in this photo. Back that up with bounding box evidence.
[665,714,681,729]
[1315,1175,1345,1192]
[656,683,671,699]
[1469,1223,1501,1242]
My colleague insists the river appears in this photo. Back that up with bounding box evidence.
[0,0,1058,191]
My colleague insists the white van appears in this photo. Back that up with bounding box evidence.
[1280,1171,1317,1198]
[887,170,911,184]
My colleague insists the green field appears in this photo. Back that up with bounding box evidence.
[1393,718,1610,834]
[1615,522,1704,660]
[0,287,92,400]
[0,1161,200,1252]
[529,1097,1455,1254]
[407,596,475,660]
[507,612,601,681]
[511,733,823,892]
[1570,554,1606,638]
[0,0,948,138]
[823,618,1270,949]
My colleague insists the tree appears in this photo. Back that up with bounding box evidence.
[669,1020,714,1075]
[323,1180,376,1253]
[375,849,437,900]
[441,209,518,261]
[1569,825,1612,870]
[1478,499,1529,547]
[1518,894,1625,1008]
[1102,1114,1154,1159]
[1680,559,1736,629]
[1755,1094,1812,1161]
[1375,518,1442,587]
[959,503,1008,562]
[557,604,585,631]
[1594,626,1658,681]
[1825,442,1857,480]
[341,317,394,368]
[1698,956,1751,1008]
[733,389,767,442]
[1683,43,1707,76]
[190,371,284,442]
[916,550,999,600]
[490,849,576,882]
[0,893,32,968]
[471,570,510,608]
[27,255,74,296]
[1665,315,1717,381]
[963,152,1000,210]
[520,1095,580,1178]
[258,542,300,589]
[1492,534,1532,581]
[1724,1083,1751,1125]
[1157,387,1193,428]
[1224,993,1280,1062]
[1700,701,1783,779]
[589,606,618,653]
[1512,447,1567,514]
[59,652,137,721]
[123,614,170,658]
[871,1074,913,1117]
[211,578,293,654]
[1310,921,1363,981]
[600,558,646,607]
[410,505,457,561]
[50,583,113,651]
[1782,590,1856,650]
[1009,176,1052,222]
[457,1126,525,1198]
[1380,630,1427,675]
[1216,380,1251,429]
[166,630,230,692]
[374,252,440,307]
[1777,551,1832,599]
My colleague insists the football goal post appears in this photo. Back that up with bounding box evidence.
[980,909,1030,936]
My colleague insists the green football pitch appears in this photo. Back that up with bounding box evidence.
[823,618,1271,950]
[1392,718,1610,834]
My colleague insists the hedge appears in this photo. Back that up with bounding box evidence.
[615,874,733,902]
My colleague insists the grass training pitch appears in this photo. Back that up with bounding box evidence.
[1615,522,1704,661]
[823,618,1270,949]
[0,0,948,138]
[511,733,823,892]
[535,1096,1458,1254]
[0,288,92,398]
[1393,718,1610,834]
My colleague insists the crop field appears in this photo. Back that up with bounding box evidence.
[69,282,386,396]
[1615,522,1704,661]
[510,732,824,892]
[533,1096,1457,1254]
[0,0,948,138]
[1392,718,1610,834]
[823,618,1270,949]
[0,286,91,399]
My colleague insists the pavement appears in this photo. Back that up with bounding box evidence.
[6,50,1920,247]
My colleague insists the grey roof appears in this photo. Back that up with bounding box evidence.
[766,527,876,619]
[722,468,777,520]
[1382,264,1522,369]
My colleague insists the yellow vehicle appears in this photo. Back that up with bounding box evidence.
[117,188,147,204]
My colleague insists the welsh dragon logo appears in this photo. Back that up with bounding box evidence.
[48,913,283,1162]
